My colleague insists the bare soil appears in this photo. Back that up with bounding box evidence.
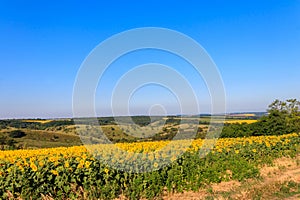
[162,155,300,200]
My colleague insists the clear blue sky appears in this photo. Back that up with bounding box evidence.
[1,0,300,118]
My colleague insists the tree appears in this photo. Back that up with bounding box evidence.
[220,99,300,137]
[258,99,300,135]
[8,130,26,138]
[252,110,288,135]
[220,123,252,138]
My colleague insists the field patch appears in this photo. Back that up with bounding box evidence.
[22,119,53,124]
[225,119,258,124]
[0,133,298,199]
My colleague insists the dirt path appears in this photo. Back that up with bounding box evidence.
[163,155,300,200]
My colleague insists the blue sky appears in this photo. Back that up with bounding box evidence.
[0,0,300,118]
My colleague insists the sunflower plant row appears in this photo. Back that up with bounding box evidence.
[0,133,299,199]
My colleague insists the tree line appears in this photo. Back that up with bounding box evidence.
[220,99,300,138]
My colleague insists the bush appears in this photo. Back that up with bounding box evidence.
[220,99,300,137]
[8,130,26,138]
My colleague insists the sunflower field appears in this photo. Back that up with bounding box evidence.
[0,133,299,199]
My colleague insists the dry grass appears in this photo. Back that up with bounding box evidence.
[160,155,300,200]
[22,119,53,124]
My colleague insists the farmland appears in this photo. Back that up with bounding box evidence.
[224,119,257,124]
[22,120,54,124]
[0,100,300,199]
[0,133,299,199]
[0,115,260,149]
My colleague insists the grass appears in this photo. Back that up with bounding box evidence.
[0,129,82,149]
[273,181,300,199]
[163,154,300,200]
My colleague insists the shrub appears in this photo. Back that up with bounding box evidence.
[8,130,26,138]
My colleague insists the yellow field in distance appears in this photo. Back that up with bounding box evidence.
[22,120,53,124]
[225,119,257,124]
[227,113,256,117]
